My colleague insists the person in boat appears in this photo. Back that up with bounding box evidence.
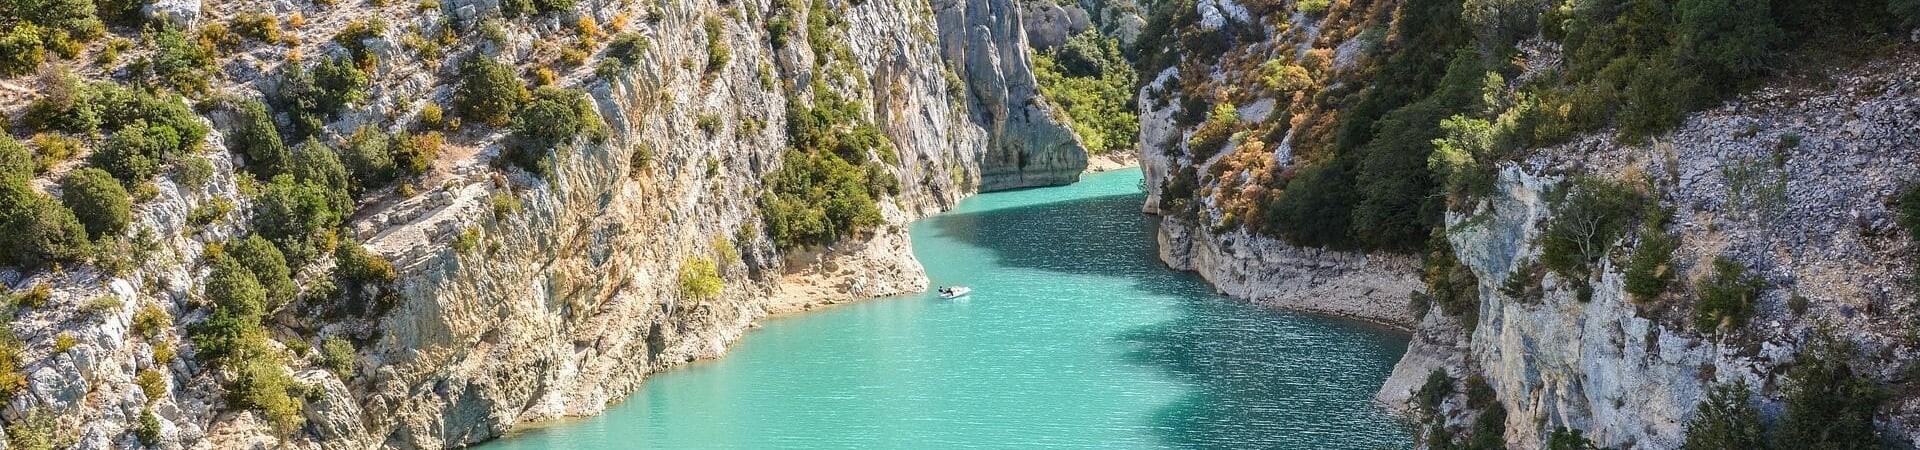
[938,287,952,296]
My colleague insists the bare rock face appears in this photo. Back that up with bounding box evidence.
[1019,1,1092,50]
[1366,54,1920,449]
[0,0,1066,446]
[141,0,200,29]
[935,0,1090,192]
[1157,222,1421,329]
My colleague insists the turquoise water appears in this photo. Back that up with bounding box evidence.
[482,169,1413,449]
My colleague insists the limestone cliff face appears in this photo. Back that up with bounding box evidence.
[1136,0,1920,446]
[1378,54,1920,449]
[1134,3,1417,329]
[937,0,1089,191]
[0,0,1084,447]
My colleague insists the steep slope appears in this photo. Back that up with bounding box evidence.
[1379,53,1920,448]
[0,0,1085,447]
[1136,0,1920,447]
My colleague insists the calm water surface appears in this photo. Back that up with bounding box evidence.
[481,169,1412,449]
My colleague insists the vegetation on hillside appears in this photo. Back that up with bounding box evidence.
[1680,331,1885,449]
[757,0,901,251]
[1033,32,1139,155]
[1139,0,1919,254]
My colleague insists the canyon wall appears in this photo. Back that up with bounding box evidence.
[1137,0,1920,447]
[0,0,1084,447]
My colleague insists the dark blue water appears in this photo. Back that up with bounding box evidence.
[482,169,1413,449]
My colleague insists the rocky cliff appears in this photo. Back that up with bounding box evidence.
[1136,0,1920,447]
[1374,53,1920,448]
[938,0,1089,191]
[0,0,1087,447]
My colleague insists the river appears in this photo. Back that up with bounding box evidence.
[480,168,1413,449]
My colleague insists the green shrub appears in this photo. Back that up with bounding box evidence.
[1416,370,1451,415]
[313,56,372,109]
[531,0,573,13]
[7,409,56,450]
[186,198,234,228]
[0,24,46,77]
[30,133,80,174]
[91,123,179,184]
[251,175,345,268]
[289,138,353,213]
[451,227,480,254]
[227,99,291,179]
[231,13,284,43]
[1032,32,1138,155]
[132,304,169,338]
[1673,0,1783,83]
[1624,208,1678,302]
[273,57,370,139]
[205,254,268,320]
[320,337,355,378]
[1185,102,1238,161]
[1423,240,1480,326]
[1295,0,1329,14]
[0,135,30,181]
[8,0,104,36]
[52,333,76,352]
[1260,59,1314,93]
[28,80,208,149]
[333,19,386,67]
[0,325,27,401]
[228,355,305,433]
[135,368,165,402]
[22,75,102,134]
[1681,380,1765,450]
[1261,160,1359,248]
[190,257,265,364]
[1898,0,1920,26]
[761,149,884,249]
[454,57,527,128]
[147,26,214,95]
[59,167,132,238]
[394,131,441,176]
[0,180,92,268]
[677,257,723,300]
[339,126,395,191]
[1540,178,1644,280]
[1544,427,1600,450]
[228,235,296,309]
[1624,230,1678,302]
[1691,257,1764,333]
[1775,333,1882,450]
[330,239,395,316]
[1429,115,1497,205]
[705,15,729,72]
[334,239,395,288]
[1898,184,1920,238]
[598,33,650,76]
[501,87,604,177]
[135,408,161,445]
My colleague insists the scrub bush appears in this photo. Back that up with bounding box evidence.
[454,57,527,127]
[1691,257,1764,333]
[59,167,132,238]
[251,175,345,268]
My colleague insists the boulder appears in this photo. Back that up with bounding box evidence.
[141,0,200,29]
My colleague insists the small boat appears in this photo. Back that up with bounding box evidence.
[937,286,972,299]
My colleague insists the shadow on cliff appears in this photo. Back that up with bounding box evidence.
[925,191,1415,449]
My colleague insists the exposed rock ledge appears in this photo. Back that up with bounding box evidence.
[1154,220,1421,330]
